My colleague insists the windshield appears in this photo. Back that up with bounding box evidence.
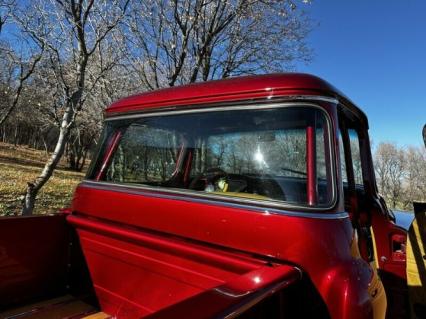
[89,106,334,208]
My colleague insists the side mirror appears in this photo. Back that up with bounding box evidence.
[423,124,426,148]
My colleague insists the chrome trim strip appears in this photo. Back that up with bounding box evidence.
[222,277,300,319]
[79,180,348,220]
[214,288,251,299]
[105,96,338,121]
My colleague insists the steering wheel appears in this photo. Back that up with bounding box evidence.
[189,167,228,191]
[255,174,286,201]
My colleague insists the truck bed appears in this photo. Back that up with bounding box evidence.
[0,213,325,318]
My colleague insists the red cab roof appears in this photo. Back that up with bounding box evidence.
[106,73,357,117]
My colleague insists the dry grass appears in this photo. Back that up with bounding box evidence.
[0,142,85,216]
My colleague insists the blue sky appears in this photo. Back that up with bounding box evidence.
[296,1,426,148]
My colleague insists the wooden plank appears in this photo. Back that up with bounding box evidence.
[82,312,110,319]
[0,295,97,319]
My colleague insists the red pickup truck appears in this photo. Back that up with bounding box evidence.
[0,74,419,319]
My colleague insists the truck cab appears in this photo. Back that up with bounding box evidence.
[0,74,410,319]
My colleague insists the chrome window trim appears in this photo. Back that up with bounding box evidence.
[80,180,348,220]
[105,95,339,121]
[92,101,338,212]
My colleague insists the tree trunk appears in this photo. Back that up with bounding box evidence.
[22,182,37,216]
[68,142,77,170]
[42,137,48,155]
[21,104,73,215]
[14,125,18,146]
[77,147,89,172]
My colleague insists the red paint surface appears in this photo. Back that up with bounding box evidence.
[306,125,317,205]
[71,184,375,319]
[145,264,301,319]
[106,73,344,116]
[68,213,269,316]
[371,209,407,278]
[0,214,69,308]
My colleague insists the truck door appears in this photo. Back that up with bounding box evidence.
[339,107,408,318]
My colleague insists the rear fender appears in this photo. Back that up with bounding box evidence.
[320,259,384,319]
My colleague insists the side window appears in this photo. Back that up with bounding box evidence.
[348,129,363,187]
[339,129,363,188]
[339,131,348,184]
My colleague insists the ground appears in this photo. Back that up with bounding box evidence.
[0,142,85,216]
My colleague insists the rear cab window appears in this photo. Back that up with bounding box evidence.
[88,105,335,209]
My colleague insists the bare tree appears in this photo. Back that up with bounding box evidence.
[64,41,132,171]
[1,0,313,215]
[374,143,406,209]
[125,0,312,89]
[374,143,426,210]
[403,146,426,209]
[14,0,129,215]
[0,47,44,127]
[0,1,45,127]
[0,0,14,34]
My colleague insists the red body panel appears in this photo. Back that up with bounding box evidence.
[68,214,300,317]
[372,212,406,278]
[0,215,69,308]
[106,73,343,116]
[71,183,375,319]
[306,125,317,205]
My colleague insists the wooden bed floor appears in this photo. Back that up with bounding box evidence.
[0,295,109,319]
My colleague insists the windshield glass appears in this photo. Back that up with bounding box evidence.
[89,106,334,208]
